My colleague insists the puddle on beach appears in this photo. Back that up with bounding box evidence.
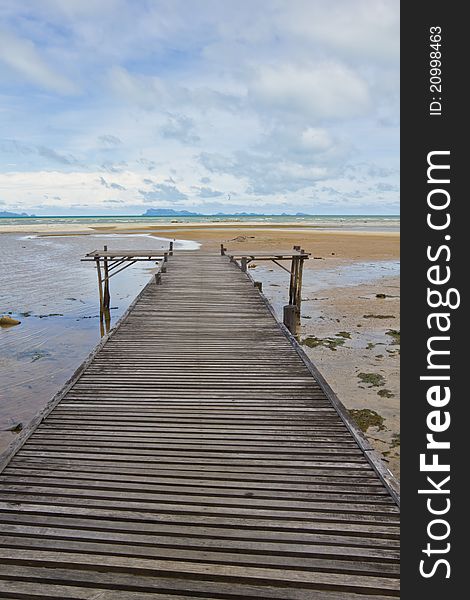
[0,232,198,453]
[250,259,400,319]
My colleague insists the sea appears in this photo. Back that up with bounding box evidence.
[0,214,400,231]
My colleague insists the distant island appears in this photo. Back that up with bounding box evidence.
[142,208,312,217]
[0,211,35,218]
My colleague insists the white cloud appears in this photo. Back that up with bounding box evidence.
[300,128,333,152]
[249,62,370,120]
[281,0,399,63]
[0,31,77,94]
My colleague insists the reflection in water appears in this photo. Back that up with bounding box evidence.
[100,307,112,338]
[0,232,198,454]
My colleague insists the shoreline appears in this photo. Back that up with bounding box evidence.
[0,221,400,235]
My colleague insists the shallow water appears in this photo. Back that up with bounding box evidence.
[250,260,400,319]
[0,233,198,451]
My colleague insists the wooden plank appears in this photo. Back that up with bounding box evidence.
[0,251,399,597]
[0,548,400,591]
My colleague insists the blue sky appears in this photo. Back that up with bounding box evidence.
[0,0,399,215]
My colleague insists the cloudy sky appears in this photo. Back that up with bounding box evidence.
[0,0,399,216]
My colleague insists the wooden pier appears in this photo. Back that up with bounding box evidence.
[0,251,400,599]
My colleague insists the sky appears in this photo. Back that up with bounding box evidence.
[0,0,399,216]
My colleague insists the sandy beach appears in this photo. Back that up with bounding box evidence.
[1,219,400,478]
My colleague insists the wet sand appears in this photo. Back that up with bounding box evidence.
[1,220,400,478]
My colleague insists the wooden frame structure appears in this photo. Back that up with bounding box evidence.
[81,243,173,334]
[223,244,310,335]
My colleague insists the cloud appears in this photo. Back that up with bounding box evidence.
[136,158,156,171]
[1,139,78,167]
[98,134,122,146]
[139,183,187,202]
[36,146,76,165]
[193,186,224,198]
[280,0,399,63]
[98,176,126,190]
[249,62,371,120]
[101,161,128,173]
[0,30,77,94]
[375,181,397,192]
[161,114,200,144]
[200,150,331,195]
[107,66,167,110]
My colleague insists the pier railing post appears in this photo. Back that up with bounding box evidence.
[169,241,174,256]
[241,257,247,272]
[220,243,226,256]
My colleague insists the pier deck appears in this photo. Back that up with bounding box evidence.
[0,252,399,599]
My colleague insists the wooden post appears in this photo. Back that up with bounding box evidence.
[169,241,174,256]
[220,243,226,256]
[241,257,247,272]
[162,254,167,272]
[95,257,104,312]
[103,246,110,310]
[254,281,262,292]
[288,255,297,305]
[155,271,162,285]
[294,256,304,332]
[95,256,105,336]
[283,304,296,333]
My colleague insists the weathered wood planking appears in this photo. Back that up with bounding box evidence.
[0,252,400,599]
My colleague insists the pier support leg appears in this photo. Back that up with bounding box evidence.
[283,305,297,333]
[95,257,105,336]
[241,257,247,272]
[294,256,304,331]
[103,246,110,310]
[285,252,305,335]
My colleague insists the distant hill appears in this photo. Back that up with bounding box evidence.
[143,209,203,217]
[143,208,312,217]
[0,211,34,218]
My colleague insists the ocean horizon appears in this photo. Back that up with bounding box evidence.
[0,214,400,232]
